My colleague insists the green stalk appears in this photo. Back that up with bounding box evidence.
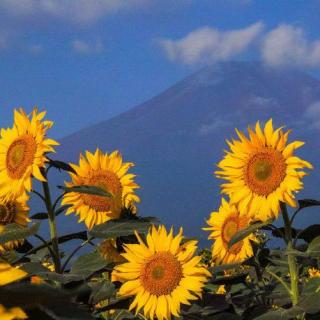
[41,168,61,273]
[280,202,299,305]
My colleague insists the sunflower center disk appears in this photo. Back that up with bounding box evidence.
[222,217,243,254]
[254,161,272,180]
[0,203,16,225]
[82,170,123,213]
[6,135,37,179]
[141,252,183,296]
[244,149,287,196]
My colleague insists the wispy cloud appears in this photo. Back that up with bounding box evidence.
[71,39,104,54]
[304,101,320,129]
[158,22,264,65]
[262,24,320,68]
[0,0,149,25]
[198,118,233,135]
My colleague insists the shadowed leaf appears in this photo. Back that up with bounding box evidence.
[298,199,320,209]
[71,251,110,279]
[307,236,320,256]
[229,220,272,248]
[48,158,76,174]
[30,212,48,220]
[298,225,320,243]
[89,217,156,239]
[0,223,40,244]
[299,293,320,314]
[58,185,112,198]
[89,281,116,304]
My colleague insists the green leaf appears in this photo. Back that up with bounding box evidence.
[302,277,320,294]
[211,272,248,285]
[48,158,76,174]
[58,185,112,198]
[21,262,51,274]
[271,227,300,239]
[89,281,116,304]
[0,283,95,319]
[30,212,48,220]
[71,251,110,279]
[39,304,95,320]
[254,307,304,319]
[58,231,88,243]
[299,293,320,314]
[210,262,242,274]
[307,236,320,256]
[0,283,68,308]
[228,220,272,248]
[38,272,84,284]
[21,262,83,284]
[0,222,40,244]
[298,224,320,243]
[94,298,131,313]
[89,217,156,239]
[298,199,320,209]
[55,205,72,217]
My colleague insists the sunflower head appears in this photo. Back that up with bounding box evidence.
[204,199,256,265]
[99,239,125,263]
[308,267,320,278]
[216,285,226,295]
[112,225,210,320]
[0,305,27,319]
[215,119,313,221]
[62,149,140,229]
[0,107,58,199]
[0,194,30,252]
[0,262,27,286]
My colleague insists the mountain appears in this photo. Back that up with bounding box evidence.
[56,61,320,242]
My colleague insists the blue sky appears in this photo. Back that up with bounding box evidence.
[1,0,320,138]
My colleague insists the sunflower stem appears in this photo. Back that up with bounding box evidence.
[265,268,291,297]
[280,202,299,306]
[41,168,61,273]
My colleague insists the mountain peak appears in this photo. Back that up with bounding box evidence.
[186,61,314,88]
[59,62,320,239]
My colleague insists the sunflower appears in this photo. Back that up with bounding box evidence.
[112,225,210,320]
[308,267,320,278]
[99,239,125,263]
[215,119,312,221]
[0,262,26,286]
[62,149,140,229]
[216,285,226,295]
[0,305,27,320]
[0,193,30,252]
[204,199,256,264]
[0,261,28,319]
[0,107,58,200]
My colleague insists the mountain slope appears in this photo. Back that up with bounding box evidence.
[58,61,320,240]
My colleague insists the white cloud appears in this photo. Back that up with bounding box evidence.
[71,39,104,54]
[262,24,320,68]
[158,22,264,65]
[247,96,279,110]
[304,101,320,129]
[198,118,232,135]
[0,0,149,25]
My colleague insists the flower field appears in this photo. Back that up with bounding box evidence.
[1,108,320,319]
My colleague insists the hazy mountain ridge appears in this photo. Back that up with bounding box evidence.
[57,61,320,240]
